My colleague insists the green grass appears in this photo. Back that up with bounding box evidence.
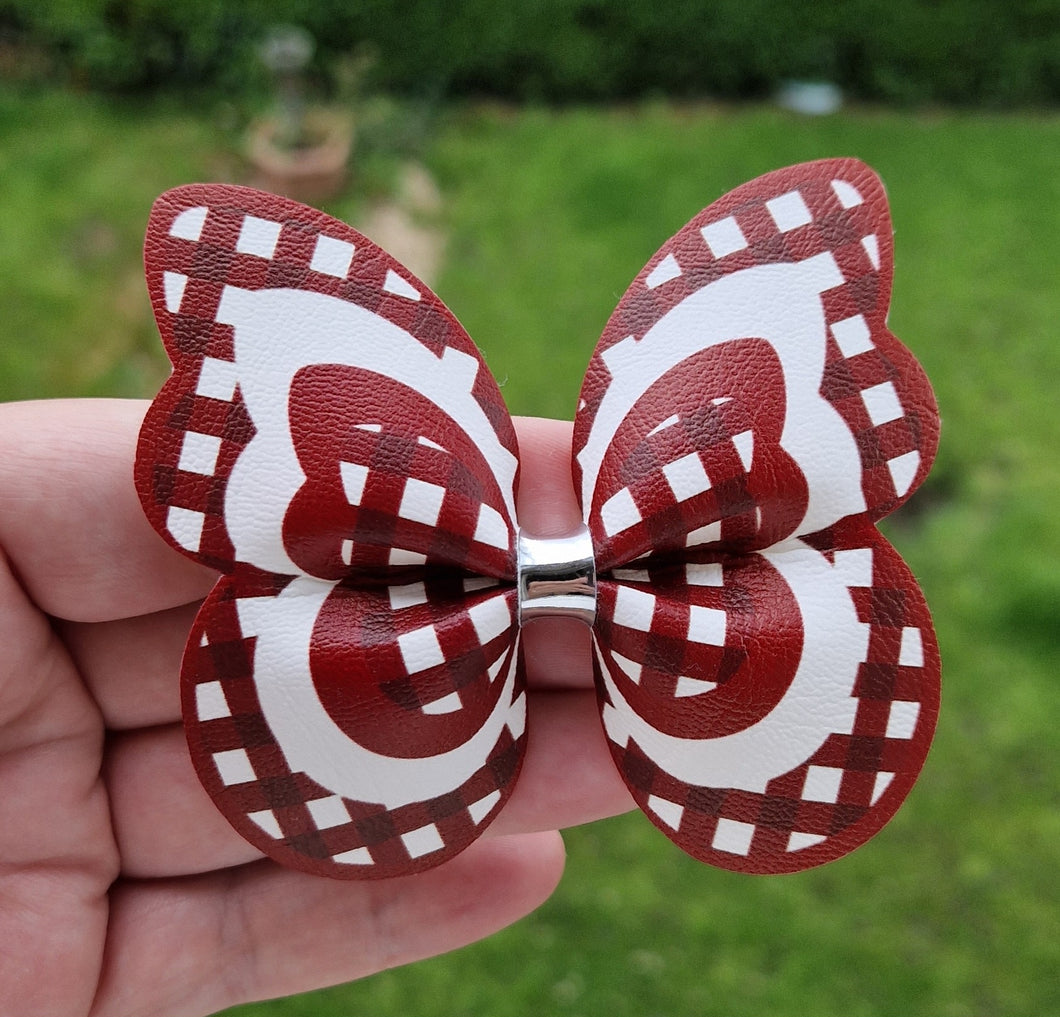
[2,85,1058,1016]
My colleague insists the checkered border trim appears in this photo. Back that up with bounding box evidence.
[135,184,519,575]
[575,158,939,569]
[284,374,516,579]
[597,527,940,874]
[182,576,526,879]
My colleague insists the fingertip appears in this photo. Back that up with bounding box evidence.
[513,416,580,537]
[503,828,567,903]
[462,830,567,932]
[433,831,567,939]
[363,831,567,974]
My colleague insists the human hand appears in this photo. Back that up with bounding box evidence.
[0,399,632,1017]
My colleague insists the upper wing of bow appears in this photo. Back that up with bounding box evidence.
[573,158,939,570]
[135,185,520,581]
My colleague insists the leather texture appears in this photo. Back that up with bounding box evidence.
[135,159,940,878]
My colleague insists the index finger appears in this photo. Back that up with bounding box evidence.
[0,399,215,623]
[0,401,586,631]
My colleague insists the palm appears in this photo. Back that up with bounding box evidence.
[0,400,630,1017]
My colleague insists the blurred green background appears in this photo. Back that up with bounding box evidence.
[1,3,1058,1016]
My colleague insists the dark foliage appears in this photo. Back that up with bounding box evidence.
[1,0,1058,107]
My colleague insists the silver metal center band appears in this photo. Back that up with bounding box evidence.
[516,524,597,627]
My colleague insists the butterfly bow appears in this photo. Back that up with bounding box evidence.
[136,158,940,879]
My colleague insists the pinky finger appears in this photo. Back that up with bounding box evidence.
[91,831,565,1017]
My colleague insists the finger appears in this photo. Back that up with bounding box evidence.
[0,399,216,623]
[104,721,245,876]
[522,615,594,689]
[0,406,578,627]
[46,410,587,727]
[512,415,581,536]
[107,690,632,878]
[0,535,116,867]
[93,831,565,1017]
[62,601,592,737]
[512,416,597,689]
[493,689,634,837]
[0,555,118,1017]
[58,602,200,730]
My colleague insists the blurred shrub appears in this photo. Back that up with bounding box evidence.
[1,0,1057,107]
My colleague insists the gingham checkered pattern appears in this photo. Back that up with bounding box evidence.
[136,161,940,879]
[597,556,795,739]
[136,186,526,878]
[135,184,519,577]
[596,529,938,874]
[588,340,808,570]
[284,367,515,579]
[573,159,940,873]
[576,158,939,572]
[182,575,525,879]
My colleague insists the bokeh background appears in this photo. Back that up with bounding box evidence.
[1,2,1058,1015]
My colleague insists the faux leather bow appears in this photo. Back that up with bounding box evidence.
[136,158,940,879]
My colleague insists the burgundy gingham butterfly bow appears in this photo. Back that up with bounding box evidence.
[135,158,940,879]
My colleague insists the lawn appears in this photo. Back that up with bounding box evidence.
[2,86,1058,1016]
